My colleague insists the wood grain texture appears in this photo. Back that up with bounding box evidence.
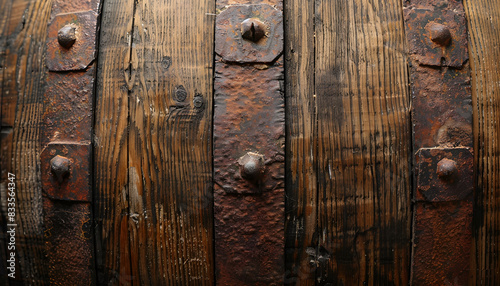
[94,0,134,283]
[284,0,316,284]
[95,0,215,284]
[0,0,51,284]
[464,0,500,284]
[129,0,214,284]
[314,0,411,285]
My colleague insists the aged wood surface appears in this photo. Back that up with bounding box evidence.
[464,0,500,284]
[0,0,51,284]
[94,0,134,283]
[95,0,215,284]
[284,0,316,284]
[284,0,412,284]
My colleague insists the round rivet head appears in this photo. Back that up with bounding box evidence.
[437,158,457,179]
[429,23,452,46]
[57,25,77,48]
[241,18,266,42]
[50,155,71,183]
[238,152,265,181]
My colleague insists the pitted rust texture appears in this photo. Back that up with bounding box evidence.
[416,148,473,202]
[41,143,91,202]
[215,4,283,63]
[46,11,97,71]
[42,66,94,147]
[403,0,468,68]
[411,200,473,285]
[411,65,472,148]
[214,59,285,195]
[42,1,99,284]
[50,0,100,16]
[404,0,474,284]
[214,6,284,280]
[44,199,93,285]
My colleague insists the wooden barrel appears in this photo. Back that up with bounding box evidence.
[1,0,499,285]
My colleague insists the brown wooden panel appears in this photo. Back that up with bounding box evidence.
[95,0,215,284]
[284,0,316,284]
[128,0,215,284]
[0,0,51,284]
[314,0,411,284]
[94,0,134,283]
[464,0,500,284]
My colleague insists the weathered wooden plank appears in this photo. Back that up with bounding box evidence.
[0,0,51,284]
[284,0,316,284]
[94,0,134,284]
[314,0,411,284]
[464,0,500,284]
[0,0,13,281]
[128,0,215,284]
[95,0,215,284]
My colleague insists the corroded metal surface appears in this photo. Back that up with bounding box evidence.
[214,1,284,283]
[404,0,474,284]
[215,4,283,63]
[404,0,468,68]
[214,60,285,195]
[412,199,473,285]
[214,57,285,285]
[42,1,99,284]
[41,143,91,202]
[42,67,95,147]
[46,11,97,71]
[44,200,93,285]
[416,148,473,202]
[410,65,472,148]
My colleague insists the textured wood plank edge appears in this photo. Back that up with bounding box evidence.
[283,0,317,284]
[0,0,52,284]
[315,0,411,284]
[464,0,500,284]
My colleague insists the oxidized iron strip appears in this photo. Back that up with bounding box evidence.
[214,2,285,285]
[403,0,474,284]
[42,0,99,284]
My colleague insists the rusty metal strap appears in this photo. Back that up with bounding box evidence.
[214,3,285,285]
[404,0,474,284]
[42,0,99,284]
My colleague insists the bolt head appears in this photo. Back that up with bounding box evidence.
[58,25,77,49]
[429,23,452,46]
[50,155,71,183]
[238,152,265,181]
[241,18,266,42]
[437,158,457,179]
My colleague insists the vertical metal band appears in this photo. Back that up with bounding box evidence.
[213,2,285,285]
[403,0,474,284]
[42,0,99,284]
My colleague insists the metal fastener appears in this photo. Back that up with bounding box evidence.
[241,18,266,42]
[50,155,71,183]
[238,152,265,181]
[58,25,77,48]
[429,23,452,46]
[436,158,457,179]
